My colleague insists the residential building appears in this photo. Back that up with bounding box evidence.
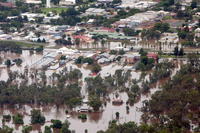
[85,8,107,16]
[195,28,200,38]
[24,0,41,4]
[59,0,76,6]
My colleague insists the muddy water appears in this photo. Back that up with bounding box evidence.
[0,51,43,81]
[0,52,145,133]
[0,50,180,133]
[0,89,156,133]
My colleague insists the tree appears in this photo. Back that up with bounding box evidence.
[35,46,43,53]
[118,49,125,55]
[91,64,101,73]
[13,114,24,124]
[30,109,45,124]
[60,55,66,60]
[139,48,147,56]
[44,126,52,133]
[174,46,179,56]
[22,125,32,133]
[5,59,11,67]
[123,28,139,36]
[83,57,94,65]
[89,96,102,111]
[51,119,62,129]
[75,38,80,47]
[154,22,170,33]
[78,114,87,120]
[75,56,84,64]
[191,0,197,8]
[115,112,120,119]
[179,47,184,56]
[0,126,13,133]
[13,58,22,66]
[61,120,71,133]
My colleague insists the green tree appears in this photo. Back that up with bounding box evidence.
[51,119,62,129]
[174,46,179,56]
[44,126,52,133]
[30,109,45,124]
[89,96,102,111]
[191,0,197,8]
[115,112,120,119]
[91,64,101,73]
[13,114,24,124]
[22,125,32,133]
[61,122,71,133]
[179,47,184,56]
[5,59,11,67]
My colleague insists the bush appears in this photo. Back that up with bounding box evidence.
[78,114,87,120]
[35,46,43,53]
[22,125,32,133]
[109,50,117,55]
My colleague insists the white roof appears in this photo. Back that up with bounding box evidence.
[195,28,200,32]
[57,47,78,55]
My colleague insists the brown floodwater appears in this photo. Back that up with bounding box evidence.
[0,90,157,133]
[0,50,182,133]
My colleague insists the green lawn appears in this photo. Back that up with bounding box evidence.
[0,40,44,48]
[41,7,68,14]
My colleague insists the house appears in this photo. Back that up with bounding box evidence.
[119,1,157,9]
[77,104,92,112]
[0,34,12,40]
[147,53,158,61]
[113,11,169,28]
[97,58,110,64]
[59,0,76,6]
[97,0,113,3]
[124,53,140,64]
[174,0,192,10]
[159,33,179,44]
[0,2,15,8]
[112,99,123,105]
[98,27,116,33]
[72,35,93,44]
[25,0,42,4]
[21,12,45,21]
[57,47,78,55]
[85,8,107,16]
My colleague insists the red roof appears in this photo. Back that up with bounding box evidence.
[100,27,115,32]
[147,53,158,59]
[0,2,15,8]
[73,35,93,42]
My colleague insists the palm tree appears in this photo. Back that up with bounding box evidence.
[75,38,80,48]
[101,39,106,49]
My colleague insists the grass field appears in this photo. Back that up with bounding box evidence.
[0,40,44,48]
[41,7,68,14]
